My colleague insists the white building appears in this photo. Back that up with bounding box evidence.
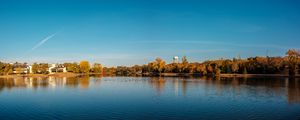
[48,64,67,74]
[12,63,30,74]
[173,56,179,63]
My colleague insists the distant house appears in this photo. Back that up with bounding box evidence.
[48,64,67,74]
[12,63,30,74]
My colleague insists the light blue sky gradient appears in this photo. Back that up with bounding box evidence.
[0,0,299,66]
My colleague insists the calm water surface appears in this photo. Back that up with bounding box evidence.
[0,76,299,120]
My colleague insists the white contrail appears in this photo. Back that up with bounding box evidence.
[25,32,58,55]
[30,32,57,51]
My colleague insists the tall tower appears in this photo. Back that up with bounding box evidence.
[173,56,179,63]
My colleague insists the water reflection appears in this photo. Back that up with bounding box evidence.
[0,76,299,104]
[79,76,90,89]
[0,75,102,90]
[149,77,166,94]
[147,77,300,104]
[287,78,300,103]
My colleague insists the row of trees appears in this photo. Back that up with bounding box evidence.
[0,62,13,75]
[102,49,300,76]
[0,49,299,76]
[31,63,49,74]
[0,61,103,75]
[63,61,103,74]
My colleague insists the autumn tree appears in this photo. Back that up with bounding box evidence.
[173,63,181,73]
[31,63,39,74]
[222,60,232,73]
[188,64,196,73]
[15,67,24,74]
[103,67,116,75]
[181,56,189,73]
[2,63,13,75]
[154,58,166,74]
[40,63,49,74]
[142,65,150,73]
[286,49,300,75]
[79,61,90,74]
[231,60,239,74]
[195,64,207,75]
[164,64,173,73]
[267,57,284,73]
[31,63,48,74]
[132,65,142,75]
[147,58,166,74]
[64,63,80,73]
[206,64,213,74]
[91,63,103,74]
[215,67,221,76]
[0,62,4,75]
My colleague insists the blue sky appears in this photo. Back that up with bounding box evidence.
[0,0,299,66]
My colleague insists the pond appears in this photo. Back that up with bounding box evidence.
[0,76,299,120]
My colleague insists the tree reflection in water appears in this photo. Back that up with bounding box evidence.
[0,76,299,103]
[0,75,103,90]
[148,76,300,104]
[79,75,90,89]
[149,77,166,94]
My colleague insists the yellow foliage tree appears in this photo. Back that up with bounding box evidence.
[79,61,90,74]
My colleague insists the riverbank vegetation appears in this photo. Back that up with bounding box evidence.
[0,49,299,77]
[103,49,300,76]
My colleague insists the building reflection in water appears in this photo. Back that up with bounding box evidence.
[0,75,102,90]
[173,78,179,96]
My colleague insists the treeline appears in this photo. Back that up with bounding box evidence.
[0,63,13,75]
[103,49,300,76]
[63,61,103,74]
[0,61,103,75]
[0,49,299,76]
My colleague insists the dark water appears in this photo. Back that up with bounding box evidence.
[0,76,299,120]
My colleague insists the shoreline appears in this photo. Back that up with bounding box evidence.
[146,73,300,78]
[219,74,297,77]
[0,73,299,78]
[0,73,98,78]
